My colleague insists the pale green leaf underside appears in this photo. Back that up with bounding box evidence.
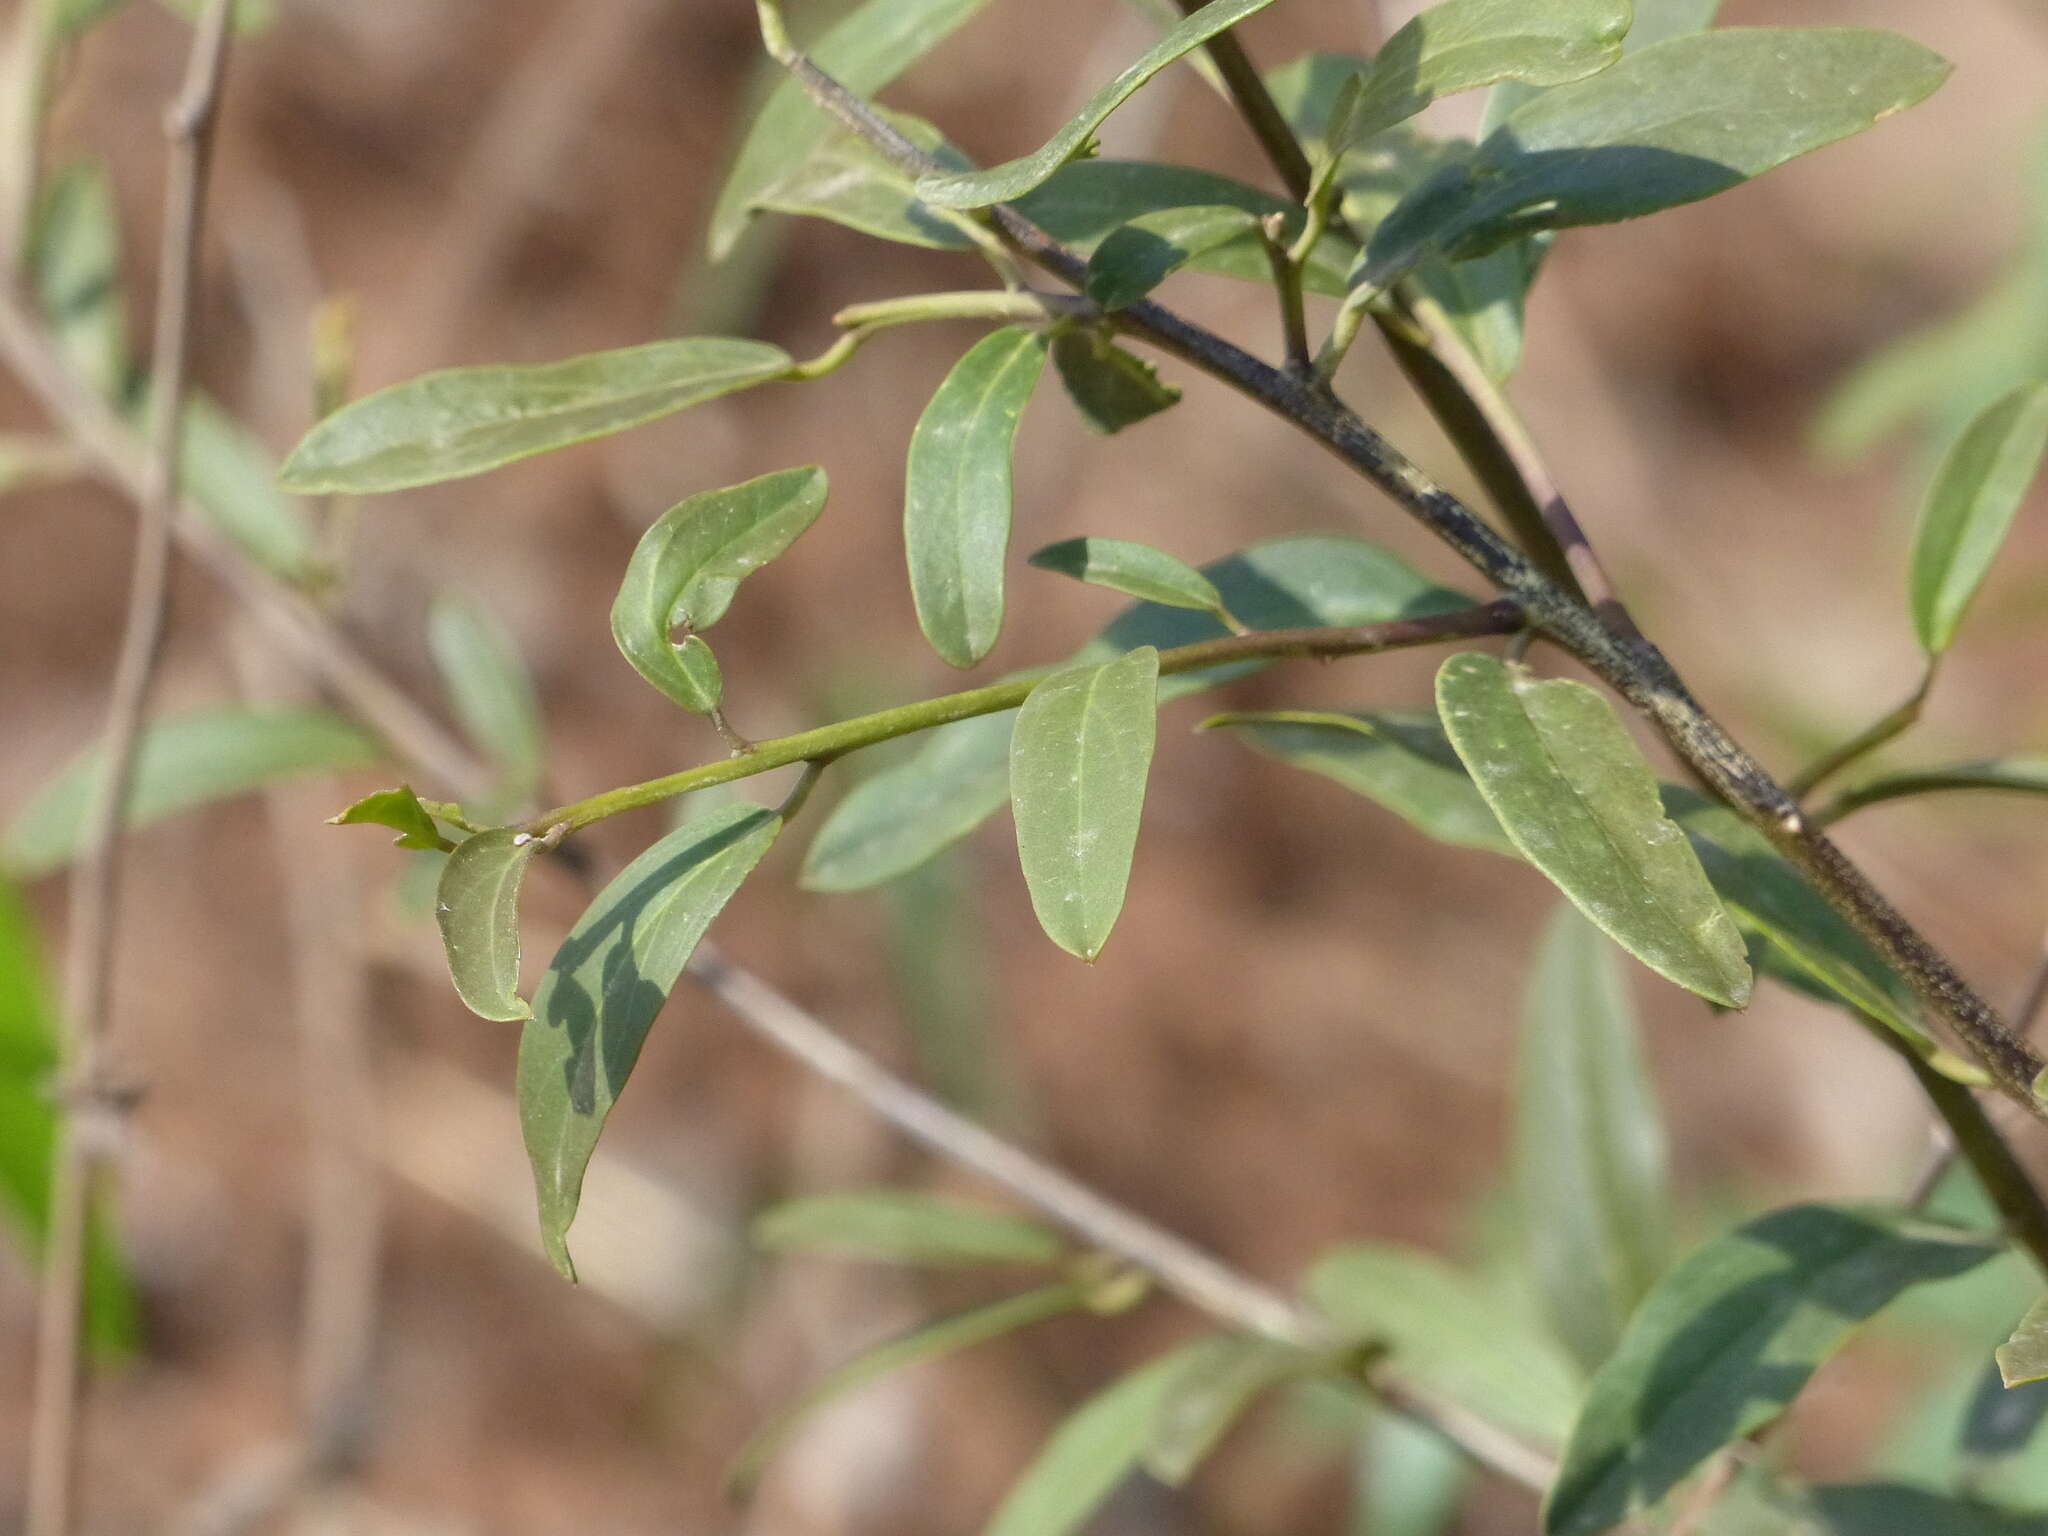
[1910,381,2048,655]
[436,829,537,1023]
[1142,1334,1307,1485]
[905,328,1048,668]
[1029,536,1225,617]
[1010,647,1161,961]
[1544,1203,2001,1535]
[280,337,795,495]
[4,707,382,878]
[1999,1297,2048,1388]
[519,805,782,1278]
[1437,654,1751,1008]
[752,1188,1066,1267]
[916,0,1280,209]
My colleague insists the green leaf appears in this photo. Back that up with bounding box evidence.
[1544,1203,2003,1536]
[669,635,726,715]
[1084,205,1263,310]
[707,0,996,259]
[181,395,319,584]
[1013,160,1357,297]
[53,0,132,38]
[1810,1483,2048,1536]
[1143,1334,1308,1485]
[1909,382,2048,655]
[1029,537,1225,619]
[1343,0,1630,146]
[1963,1357,2048,1463]
[801,535,1472,892]
[279,337,796,495]
[429,594,546,809]
[519,804,782,1277]
[327,785,453,851]
[1435,653,1752,1008]
[733,1282,1086,1500]
[0,875,138,1356]
[749,109,979,251]
[1308,1244,1582,1443]
[435,830,538,1023]
[156,0,273,33]
[28,158,128,402]
[1660,788,1922,1043]
[1010,647,1160,962]
[1200,710,1513,856]
[1414,239,1550,383]
[916,0,1281,209]
[1353,1406,1471,1536]
[905,328,1048,668]
[4,707,382,878]
[1516,905,1671,1374]
[985,1338,1220,1536]
[1050,330,1183,434]
[753,1188,1066,1267]
[1826,759,2048,822]
[2000,1298,2048,1388]
[611,466,827,707]
[1367,30,1953,286]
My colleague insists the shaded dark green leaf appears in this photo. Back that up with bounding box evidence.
[1144,1334,1308,1485]
[753,1188,1066,1267]
[430,594,546,808]
[612,466,828,708]
[1084,205,1262,310]
[328,785,453,852]
[280,337,796,495]
[520,804,781,1277]
[1368,30,1952,286]
[5,707,382,878]
[436,830,538,1023]
[1051,330,1183,434]
[1030,537,1224,618]
[905,328,1048,668]
[1518,905,1671,1375]
[1200,709,1512,855]
[1909,382,2048,655]
[1810,1483,2048,1536]
[1011,647,1160,962]
[1545,1204,2002,1536]
[1436,654,1751,1008]
[917,0,1279,209]
[707,0,995,259]
[1964,1357,2048,1463]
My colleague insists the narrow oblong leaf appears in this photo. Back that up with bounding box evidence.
[328,785,453,851]
[1084,205,1262,310]
[1516,905,1671,1374]
[986,1339,1221,1536]
[181,395,319,584]
[1826,758,2048,822]
[1436,653,1752,1008]
[916,0,1280,209]
[733,1283,1085,1501]
[4,707,382,879]
[1143,1334,1308,1485]
[279,337,795,495]
[753,1189,1066,1267]
[1201,709,1512,855]
[1049,331,1183,435]
[707,0,996,259]
[28,158,128,402]
[1544,1203,2002,1536]
[1308,1245,1582,1443]
[612,466,828,707]
[1010,647,1160,962]
[1368,29,1953,285]
[519,804,782,1277]
[435,830,538,1023]
[429,594,546,807]
[1999,1297,2048,1388]
[1811,1483,2048,1536]
[1909,382,2048,655]
[1029,537,1226,619]
[905,328,1048,668]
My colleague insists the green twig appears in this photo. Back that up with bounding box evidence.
[1258,212,1310,376]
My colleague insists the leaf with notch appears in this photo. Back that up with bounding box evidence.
[753,1188,1066,1267]
[519,803,782,1278]
[4,707,382,879]
[707,0,996,259]
[1909,382,2048,656]
[1011,647,1160,962]
[1545,1203,2002,1536]
[1084,205,1263,310]
[1050,332,1182,434]
[1031,536,1227,620]
[905,328,1048,668]
[1367,29,1953,286]
[279,337,795,495]
[917,0,1280,209]
[612,466,827,709]
[1436,653,1751,1008]
[436,830,537,1023]
[329,785,453,851]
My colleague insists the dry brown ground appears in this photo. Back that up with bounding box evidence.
[4,0,2048,1531]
